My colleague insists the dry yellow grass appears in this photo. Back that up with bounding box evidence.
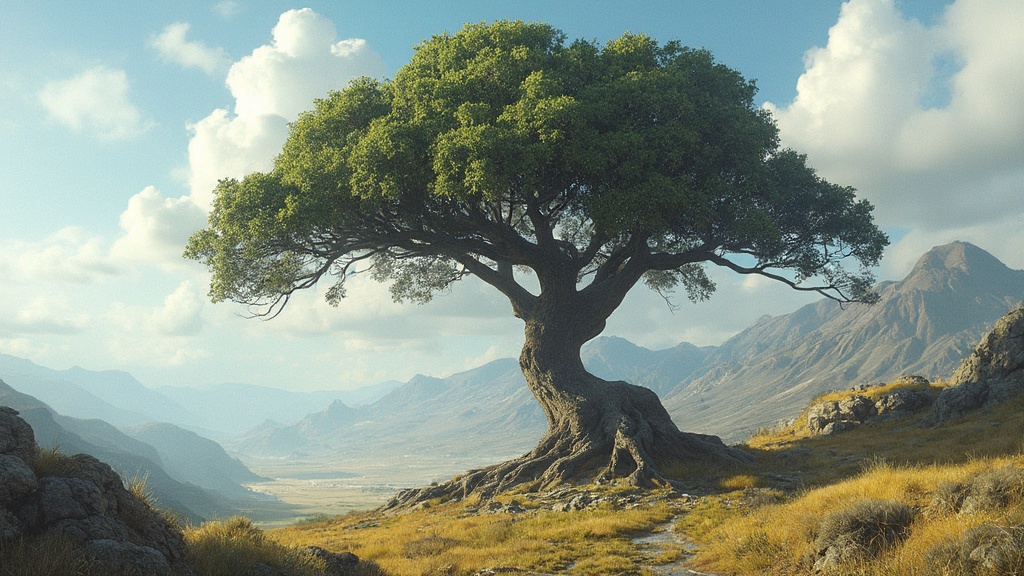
[685,380,1024,576]
[271,488,679,575]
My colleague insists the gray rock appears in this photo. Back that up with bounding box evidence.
[927,307,1024,424]
[807,395,876,435]
[88,538,172,576]
[875,389,930,417]
[303,545,359,575]
[0,406,36,462]
[36,476,106,524]
[0,453,37,506]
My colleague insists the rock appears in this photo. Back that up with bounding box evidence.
[88,538,172,576]
[807,395,876,435]
[0,453,37,506]
[0,406,35,462]
[0,407,191,574]
[303,545,359,575]
[927,307,1024,424]
[875,389,930,418]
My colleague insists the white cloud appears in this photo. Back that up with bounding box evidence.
[150,281,206,336]
[186,109,290,208]
[111,186,208,266]
[4,227,121,284]
[765,0,1024,261]
[12,296,91,335]
[38,66,152,140]
[107,282,210,366]
[186,8,386,206]
[150,22,230,75]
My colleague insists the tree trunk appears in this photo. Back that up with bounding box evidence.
[380,296,749,512]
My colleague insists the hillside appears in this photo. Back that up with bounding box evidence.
[0,353,400,439]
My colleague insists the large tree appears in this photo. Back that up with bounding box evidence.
[186,21,887,504]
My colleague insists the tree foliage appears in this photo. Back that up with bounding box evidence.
[185,20,887,325]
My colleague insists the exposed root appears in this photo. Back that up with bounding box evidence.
[378,395,751,513]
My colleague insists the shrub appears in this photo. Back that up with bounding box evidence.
[29,445,77,478]
[925,523,1024,575]
[804,499,916,572]
[184,516,324,576]
[0,534,95,576]
[961,465,1024,514]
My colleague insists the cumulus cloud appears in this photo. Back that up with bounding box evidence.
[38,66,153,140]
[187,8,386,206]
[11,296,91,335]
[765,0,1024,276]
[150,22,230,75]
[186,109,290,207]
[107,282,210,366]
[150,281,206,336]
[111,186,207,265]
[4,227,121,283]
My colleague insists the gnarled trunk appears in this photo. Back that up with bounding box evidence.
[381,295,748,511]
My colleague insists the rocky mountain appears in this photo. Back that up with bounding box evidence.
[661,241,1024,440]
[927,305,1024,424]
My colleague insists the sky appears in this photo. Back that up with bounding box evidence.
[1,0,1022,392]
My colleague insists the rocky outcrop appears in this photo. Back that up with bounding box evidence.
[927,306,1024,424]
[806,376,933,436]
[1,405,190,575]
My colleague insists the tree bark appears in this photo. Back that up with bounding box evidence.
[380,292,749,512]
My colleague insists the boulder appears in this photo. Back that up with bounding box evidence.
[88,538,173,576]
[927,307,1024,424]
[0,406,35,462]
[807,395,876,435]
[303,545,360,575]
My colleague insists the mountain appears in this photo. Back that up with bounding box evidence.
[0,353,400,439]
[661,241,1024,440]
[0,353,159,427]
[582,337,712,397]
[0,379,230,523]
[157,381,401,438]
[232,359,544,477]
[124,422,269,500]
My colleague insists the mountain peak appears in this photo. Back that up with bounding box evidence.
[910,241,1008,275]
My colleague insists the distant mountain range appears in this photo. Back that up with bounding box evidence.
[0,379,259,523]
[0,353,400,440]
[3,241,1021,481]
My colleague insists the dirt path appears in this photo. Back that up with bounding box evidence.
[632,519,716,576]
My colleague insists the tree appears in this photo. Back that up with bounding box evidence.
[185,21,888,504]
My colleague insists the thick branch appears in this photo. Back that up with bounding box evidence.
[705,252,856,302]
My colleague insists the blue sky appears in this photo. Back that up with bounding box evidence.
[1,0,1022,392]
